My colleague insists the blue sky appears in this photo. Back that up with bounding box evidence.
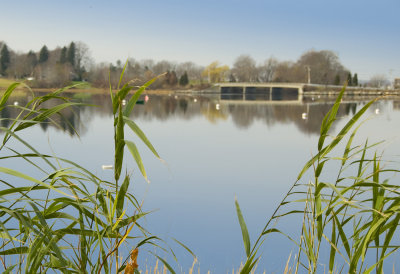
[1,0,399,80]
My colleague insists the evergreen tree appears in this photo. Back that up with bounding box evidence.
[67,42,76,66]
[38,45,49,63]
[179,71,189,86]
[27,51,37,66]
[334,74,340,85]
[347,72,352,86]
[0,44,10,75]
[59,46,67,63]
[166,70,177,86]
[353,73,358,86]
[26,50,38,74]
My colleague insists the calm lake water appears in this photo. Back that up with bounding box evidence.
[2,91,400,272]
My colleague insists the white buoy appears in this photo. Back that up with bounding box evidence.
[375,108,380,114]
[216,103,220,110]
[14,101,19,106]
[302,113,308,120]
[194,98,197,102]
[122,99,126,106]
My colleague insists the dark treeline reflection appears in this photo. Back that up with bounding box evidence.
[1,91,396,137]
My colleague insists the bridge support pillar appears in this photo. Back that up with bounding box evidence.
[269,87,272,100]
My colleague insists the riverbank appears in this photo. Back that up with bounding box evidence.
[2,78,400,97]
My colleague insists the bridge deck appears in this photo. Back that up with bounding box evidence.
[215,82,305,94]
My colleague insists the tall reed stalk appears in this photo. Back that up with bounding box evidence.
[236,85,400,273]
[0,65,177,273]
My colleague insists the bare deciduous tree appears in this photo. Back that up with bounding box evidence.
[232,55,258,82]
[152,60,175,75]
[295,50,348,84]
[368,74,388,88]
[258,57,278,82]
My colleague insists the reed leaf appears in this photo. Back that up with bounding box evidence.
[318,83,346,151]
[125,140,148,182]
[115,175,130,218]
[114,105,125,183]
[298,96,379,180]
[123,75,164,117]
[329,219,337,272]
[123,117,161,159]
[235,197,251,258]
[0,82,20,111]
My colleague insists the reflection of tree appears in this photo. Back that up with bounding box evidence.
[229,105,256,129]
[222,102,356,134]
[200,104,228,124]
[1,92,90,137]
[2,91,396,138]
[179,99,188,113]
[0,106,11,128]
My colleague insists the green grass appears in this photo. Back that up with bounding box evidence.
[0,78,17,89]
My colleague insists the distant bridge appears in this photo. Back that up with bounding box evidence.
[215,82,306,94]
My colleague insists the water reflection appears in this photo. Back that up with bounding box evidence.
[2,91,391,138]
[2,90,400,272]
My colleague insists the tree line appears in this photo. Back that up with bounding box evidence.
[205,52,360,87]
[0,41,387,89]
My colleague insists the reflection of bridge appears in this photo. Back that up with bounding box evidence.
[218,99,303,105]
[215,82,305,94]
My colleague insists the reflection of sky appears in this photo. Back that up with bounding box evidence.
[1,97,400,272]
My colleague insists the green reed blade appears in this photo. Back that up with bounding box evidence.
[1,127,57,170]
[378,214,400,272]
[240,252,259,274]
[14,102,84,132]
[123,75,163,117]
[151,253,176,274]
[117,60,129,90]
[329,218,337,272]
[2,264,16,274]
[135,236,160,248]
[235,197,251,258]
[0,246,29,255]
[114,106,125,183]
[172,238,196,259]
[364,247,399,274]
[113,211,149,231]
[123,117,161,159]
[115,175,130,218]
[0,167,71,197]
[318,83,346,151]
[125,140,148,182]
[0,82,20,111]
[79,211,89,271]
[298,96,379,180]
[113,84,132,115]
[28,203,67,273]
[96,187,109,218]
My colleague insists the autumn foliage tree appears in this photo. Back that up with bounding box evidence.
[202,61,229,83]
